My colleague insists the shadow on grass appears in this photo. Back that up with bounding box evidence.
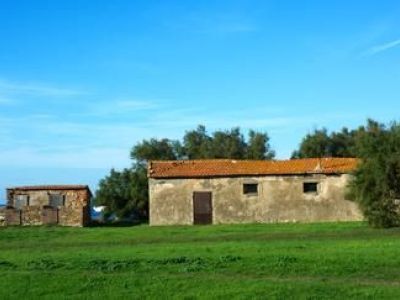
[89,220,148,227]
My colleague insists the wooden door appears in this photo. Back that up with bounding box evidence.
[5,208,21,225]
[193,192,212,225]
[42,207,58,225]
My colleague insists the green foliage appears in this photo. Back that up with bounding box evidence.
[94,165,148,218]
[292,128,331,158]
[182,125,275,160]
[348,120,400,228]
[183,125,212,159]
[210,127,247,158]
[292,127,356,158]
[247,129,275,159]
[130,138,183,164]
[3,223,400,298]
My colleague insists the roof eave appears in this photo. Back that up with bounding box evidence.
[149,171,353,179]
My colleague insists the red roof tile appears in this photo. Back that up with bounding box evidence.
[148,158,358,178]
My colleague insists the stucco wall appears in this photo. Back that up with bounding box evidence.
[149,174,363,226]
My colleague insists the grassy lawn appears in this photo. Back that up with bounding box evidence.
[1,222,400,299]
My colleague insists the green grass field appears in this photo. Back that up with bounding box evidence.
[1,222,400,299]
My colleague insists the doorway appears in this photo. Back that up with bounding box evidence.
[42,206,59,225]
[193,192,212,225]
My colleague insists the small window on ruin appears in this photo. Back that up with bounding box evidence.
[243,183,258,195]
[49,194,65,207]
[14,195,29,209]
[303,182,318,194]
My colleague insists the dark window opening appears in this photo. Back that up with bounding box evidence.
[49,194,65,207]
[14,195,29,209]
[243,183,258,195]
[303,182,318,194]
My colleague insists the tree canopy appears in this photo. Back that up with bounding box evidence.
[130,125,275,161]
[94,166,148,219]
[292,127,358,158]
[347,120,400,227]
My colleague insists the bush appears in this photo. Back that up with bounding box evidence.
[348,120,400,227]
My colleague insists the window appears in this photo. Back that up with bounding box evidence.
[243,183,258,195]
[14,195,29,209]
[49,194,65,207]
[303,182,318,194]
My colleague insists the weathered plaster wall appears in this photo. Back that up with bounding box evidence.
[6,189,90,227]
[149,174,363,226]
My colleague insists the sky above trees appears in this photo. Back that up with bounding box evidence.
[1,0,400,201]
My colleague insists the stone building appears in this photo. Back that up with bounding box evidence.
[148,158,363,226]
[4,185,92,227]
[0,205,5,226]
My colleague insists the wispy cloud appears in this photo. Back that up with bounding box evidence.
[0,147,129,169]
[0,79,86,96]
[362,38,400,57]
[112,100,157,110]
[78,99,159,117]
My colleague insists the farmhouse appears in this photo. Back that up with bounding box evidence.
[4,185,91,227]
[148,158,363,225]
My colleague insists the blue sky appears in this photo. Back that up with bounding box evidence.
[1,0,400,202]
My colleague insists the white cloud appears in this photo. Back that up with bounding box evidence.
[81,99,159,116]
[0,147,130,169]
[0,97,367,168]
[362,38,400,56]
[0,79,86,97]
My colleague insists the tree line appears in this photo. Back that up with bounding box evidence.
[95,120,400,228]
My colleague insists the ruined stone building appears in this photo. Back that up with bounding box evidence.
[4,185,91,227]
[148,158,363,225]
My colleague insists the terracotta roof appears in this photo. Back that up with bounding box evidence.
[148,158,358,178]
[7,185,91,194]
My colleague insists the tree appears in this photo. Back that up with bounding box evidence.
[131,138,183,164]
[183,125,212,159]
[210,127,247,159]
[247,130,275,160]
[329,128,356,157]
[94,166,148,219]
[292,128,331,158]
[292,127,357,159]
[348,120,400,227]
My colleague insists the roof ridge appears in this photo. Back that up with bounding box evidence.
[7,185,90,190]
[149,157,357,163]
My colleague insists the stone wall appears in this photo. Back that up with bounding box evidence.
[58,189,91,226]
[6,188,91,227]
[21,206,42,225]
[149,174,363,226]
[4,208,21,226]
[0,208,5,226]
